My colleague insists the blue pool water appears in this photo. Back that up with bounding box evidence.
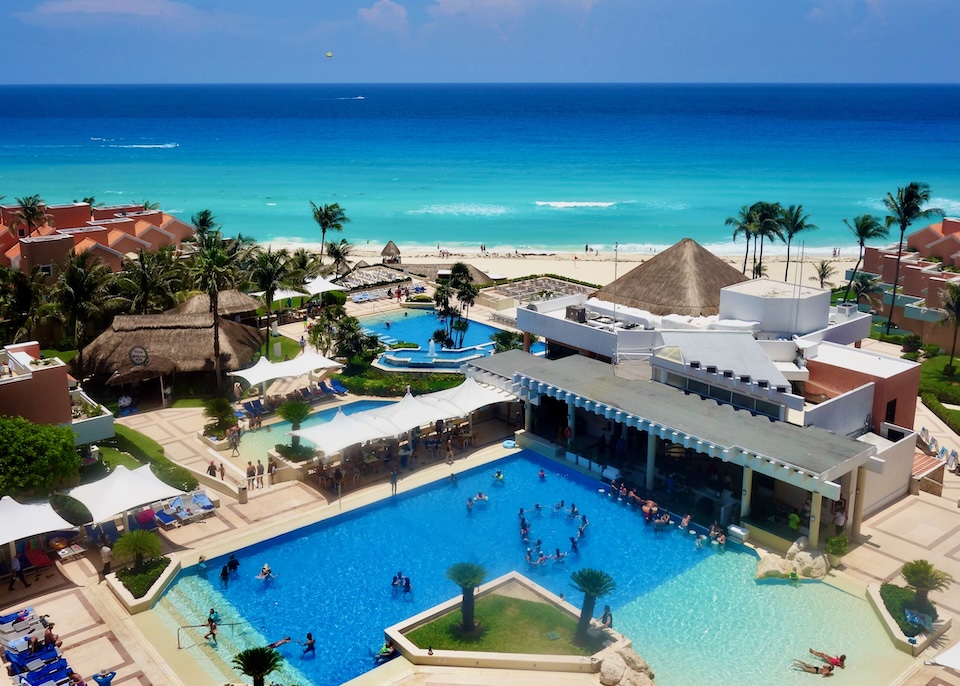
[238,399,394,461]
[160,451,908,686]
[362,309,545,367]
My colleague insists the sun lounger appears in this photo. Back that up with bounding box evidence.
[242,401,261,417]
[318,382,336,396]
[153,508,178,530]
[299,387,313,401]
[331,379,348,395]
[5,644,61,675]
[169,496,203,525]
[190,491,217,517]
[98,521,121,544]
[19,658,70,686]
[251,399,269,415]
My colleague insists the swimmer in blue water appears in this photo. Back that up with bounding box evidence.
[493,469,504,482]
[538,468,546,480]
[570,536,579,553]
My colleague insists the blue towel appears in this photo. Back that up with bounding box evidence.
[905,608,934,632]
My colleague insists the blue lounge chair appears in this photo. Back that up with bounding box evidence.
[98,521,121,544]
[154,509,178,531]
[169,496,202,525]
[251,399,268,415]
[242,401,261,417]
[5,644,60,674]
[300,388,313,400]
[331,379,348,395]
[318,382,336,396]
[191,491,217,515]
[20,657,69,685]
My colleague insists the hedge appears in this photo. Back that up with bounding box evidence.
[921,393,960,435]
[335,371,464,396]
[110,425,198,491]
[116,557,171,599]
[879,583,938,638]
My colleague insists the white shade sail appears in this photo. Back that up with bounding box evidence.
[420,376,516,416]
[290,409,398,457]
[228,351,342,387]
[366,392,459,435]
[0,496,75,548]
[252,277,345,304]
[67,465,184,524]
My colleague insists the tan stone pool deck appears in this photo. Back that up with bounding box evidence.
[6,336,960,685]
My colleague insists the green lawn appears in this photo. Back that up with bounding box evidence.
[171,398,207,408]
[405,595,602,656]
[920,355,960,403]
[99,445,141,471]
[41,349,78,364]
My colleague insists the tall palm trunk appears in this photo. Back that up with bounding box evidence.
[742,240,750,275]
[751,235,758,277]
[884,227,907,335]
[784,238,792,280]
[951,323,959,371]
[757,236,766,278]
[265,290,274,360]
[575,593,597,642]
[843,246,865,305]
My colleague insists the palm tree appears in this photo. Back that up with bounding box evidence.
[289,247,322,280]
[456,281,479,321]
[901,559,953,606]
[139,199,160,211]
[48,251,124,377]
[190,209,219,242]
[310,202,351,263]
[851,273,884,310]
[809,260,836,289]
[726,204,756,276]
[248,247,296,359]
[779,204,817,281]
[276,400,312,448]
[326,239,353,277]
[0,266,49,342]
[119,247,182,315]
[937,283,960,373]
[882,182,945,334]
[570,568,616,642]
[191,230,239,392]
[452,318,470,348]
[10,195,52,238]
[232,647,283,686]
[333,316,368,358]
[446,562,487,632]
[842,214,888,304]
[450,262,472,290]
[112,530,162,572]
[752,201,783,279]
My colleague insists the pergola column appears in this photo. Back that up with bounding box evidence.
[523,332,532,353]
[851,465,867,538]
[524,401,533,431]
[567,401,576,444]
[740,467,753,518]
[646,430,657,491]
[809,491,823,549]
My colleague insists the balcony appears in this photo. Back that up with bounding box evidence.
[69,389,115,446]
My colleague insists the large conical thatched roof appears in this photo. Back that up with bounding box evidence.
[82,314,263,376]
[381,240,401,257]
[593,238,748,317]
[166,290,263,316]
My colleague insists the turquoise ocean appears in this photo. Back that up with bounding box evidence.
[0,83,957,255]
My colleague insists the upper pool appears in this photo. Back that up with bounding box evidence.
[361,308,545,369]
[155,451,910,686]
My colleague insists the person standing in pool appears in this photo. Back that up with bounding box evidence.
[302,632,315,655]
[227,554,240,573]
[219,565,230,588]
[403,576,413,596]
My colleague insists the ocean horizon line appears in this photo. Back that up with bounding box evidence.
[2,81,959,88]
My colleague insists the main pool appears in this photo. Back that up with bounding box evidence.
[158,451,911,686]
[361,308,545,366]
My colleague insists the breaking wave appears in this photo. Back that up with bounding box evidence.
[405,203,510,217]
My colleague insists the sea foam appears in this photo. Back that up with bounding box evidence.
[406,203,510,217]
[107,143,179,149]
[535,201,616,209]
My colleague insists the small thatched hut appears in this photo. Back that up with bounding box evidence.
[381,240,402,265]
[82,314,263,377]
[166,289,264,317]
[592,238,748,317]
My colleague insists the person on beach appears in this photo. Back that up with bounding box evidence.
[793,659,833,676]
[809,649,845,669]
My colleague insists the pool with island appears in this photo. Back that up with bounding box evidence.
[152,450,912,686]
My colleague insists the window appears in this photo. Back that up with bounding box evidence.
[885,398,897,423]
[38,264,53,277]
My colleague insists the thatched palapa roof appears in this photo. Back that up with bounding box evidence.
[396,263,494,286]
[166,289,263,316]
[592,238,748,317]
[82,314,264,376]
[381,240,401,257]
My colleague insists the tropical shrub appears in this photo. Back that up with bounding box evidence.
[113,529,163,571]
[0,416,79,496]
[447,562,488,632]
[825,533,848,557]
[115,557,170,599]
[570,568,616,642]
[203,397,238,438]
[232,647,284,686]
[901,559,954,605]
[276,400,312,448]
[110,425,198,491]
[880,583,937,637]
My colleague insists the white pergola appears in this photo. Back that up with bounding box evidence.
[67,465,184,525]
[0,496,75,558]
[252,276,345,304]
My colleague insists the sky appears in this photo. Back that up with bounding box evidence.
[4,0,959,84]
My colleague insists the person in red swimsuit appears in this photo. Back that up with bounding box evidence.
[809,648,845,669]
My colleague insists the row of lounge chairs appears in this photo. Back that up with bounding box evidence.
[153,492,217,531]
[241,399,270,417]
[1,608,70,686]
[297,380,348,401]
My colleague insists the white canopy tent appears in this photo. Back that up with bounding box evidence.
[420,376,516,416]
[251,277,345,304]
[290,409,399,458]
[67,465,184,524]
[228,351,342,388]
[929,641,960,669]
[0,496,74,551]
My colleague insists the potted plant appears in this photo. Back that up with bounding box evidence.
[825,532,849,567]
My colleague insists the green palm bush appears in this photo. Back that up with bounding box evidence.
[446,562,488,632]
[113,530,162,571]
[570,568,616,642]
[232,647,283,686]
[901,559,954,605]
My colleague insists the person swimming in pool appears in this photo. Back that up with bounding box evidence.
[267,636,292,649]
[680,513,692,528]
[809,649,845,669]
[554,547,567,562]
[553,499,565,512]
[466,497,474,511]
[257,563,276,580]
[533,502,542,513]
[793,659,833,676]
[570,536,579,553]
[475,491,488,501]
[568,503,579,517]
[493,469,504,482]
[538,468,546,480]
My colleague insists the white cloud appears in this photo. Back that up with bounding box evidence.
[359,0,409,32]
[31,0,196,18]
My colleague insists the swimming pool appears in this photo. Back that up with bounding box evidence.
[237,399,394,461]
[155,451,910,686]
[361,309,545,368]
